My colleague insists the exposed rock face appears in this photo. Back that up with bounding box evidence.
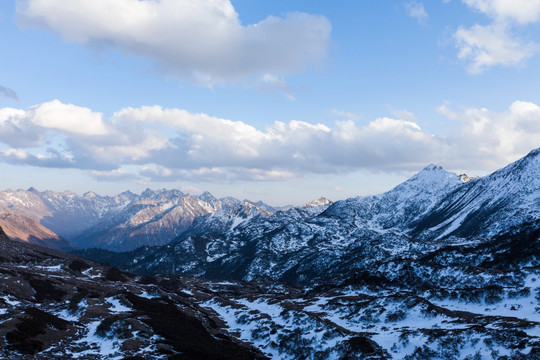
[0,211,72,250]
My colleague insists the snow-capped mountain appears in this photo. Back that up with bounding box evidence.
[411,147,540,240]
[77,148,540,287]
[0,188,136,239]
[0,187,282,251]
[2,149,540,359]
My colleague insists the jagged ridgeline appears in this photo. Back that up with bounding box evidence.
[0,148,539,359]
[76,148,540,284]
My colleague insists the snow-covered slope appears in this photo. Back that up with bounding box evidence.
[3,221,539,360]
[78,148,540,286]
[412,148,540,240]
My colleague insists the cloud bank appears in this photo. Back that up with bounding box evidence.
[16,0,331,86]
[1,99,539,183]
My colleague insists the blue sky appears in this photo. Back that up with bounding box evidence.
[1,0,540,205]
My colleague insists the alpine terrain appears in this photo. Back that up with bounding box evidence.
[0,148,539,359]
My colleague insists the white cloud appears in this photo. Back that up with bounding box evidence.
[462,0,540,24]
[455,23,536,73]
[1,100,540,182]
[257,74,295,100]
[17,0,331,86]
[406,1,428,22]
[455,0,540,72]
[0,100,171,168]
[0,107,45,147]
[179,185,203,194]
[440,100,540,169]
[139,165,174,181]
[2,148,28,160]
[28,99,110,135]
[437,102,459,119]
[0,147,79,168]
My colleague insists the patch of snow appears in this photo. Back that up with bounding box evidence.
[138,291,159,299]
[73,320,123,359]
[229,216,245,231]
[81,267,101,279]
[106,297,132,313]
[1,296,20,306]
[55,308,80,322]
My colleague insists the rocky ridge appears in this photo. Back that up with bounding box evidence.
[79,149,540,286]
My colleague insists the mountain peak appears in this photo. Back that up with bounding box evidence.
[409,163,458,183]
[302,197,332,208]
[141,188,155,197]
[198,191,217,202]
[519,147,540,168]
[83,191,99,199]
[459,174,476,182]
[384,163,462,200]
[421,164,443,171]
[527,147,540,157]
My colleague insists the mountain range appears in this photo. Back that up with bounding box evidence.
[75,148,540,284]
[0,148,539,359]
[0,187,291,252]
[0,148,539,282]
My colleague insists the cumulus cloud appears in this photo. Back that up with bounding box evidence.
[455,0,540,72]
[28,99,110,135]
[0,85,19,101]
[440,100,540,169]
[406,1,428,22]
[455,22,536,74]
[462,0,540,24]
[0,99,539,183]
[16,0,331,86]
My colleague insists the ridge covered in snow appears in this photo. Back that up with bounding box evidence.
[76,148,540,288]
